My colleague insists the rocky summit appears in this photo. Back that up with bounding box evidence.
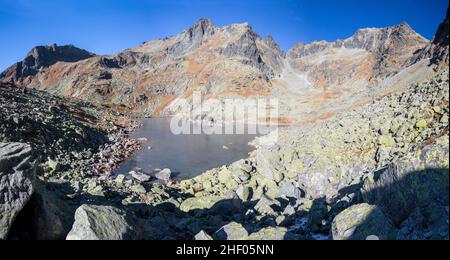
[0,6,449,241]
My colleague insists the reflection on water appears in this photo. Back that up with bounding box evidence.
[115,118,261,180]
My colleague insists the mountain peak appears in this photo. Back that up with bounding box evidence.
[0,44,95,81]
[193,18,214,28]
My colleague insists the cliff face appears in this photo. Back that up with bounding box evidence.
[414,7,449,67]
[0,15,446,123]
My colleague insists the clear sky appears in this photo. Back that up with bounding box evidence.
[0,0,448,71]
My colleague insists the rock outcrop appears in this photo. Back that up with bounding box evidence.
[0,143,35,239]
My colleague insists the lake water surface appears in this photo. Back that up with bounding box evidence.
[115,118,261,180]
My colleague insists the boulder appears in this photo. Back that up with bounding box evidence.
[0,143,35,239]
[195,230,213,240]
[66,205,137,240]
[213,222,248,240]
[331,203,397,240]
[236,185,251,201]
[179,196,222,213]
[131,184,147,194]
[255,149,284,182]
[129,170,151,182]
[248,227,288,240]
[155,168,171,182]
[254,195,281,215]
[276,181,303,200]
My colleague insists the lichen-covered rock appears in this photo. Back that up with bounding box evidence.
[254,195,281,215]
[0,143,35,239]
[255,149,284,182]
[179,196,222,212]
[248,227,287,240]
[195,230,213,240]
[331,203,397,240]
[213,222,248,240]
[66,205,137,240]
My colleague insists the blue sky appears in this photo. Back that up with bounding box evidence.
[0,0,448,71]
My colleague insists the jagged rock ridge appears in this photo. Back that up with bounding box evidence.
[0,44,95,83]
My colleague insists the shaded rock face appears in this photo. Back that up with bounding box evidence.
[0,143,35,239]
[425,6,449,66]
[0,44,95,81]
[432,7,450,64]
[66,205,137,240]
[362,165,449,227]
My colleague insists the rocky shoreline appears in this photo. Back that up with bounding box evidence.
[85,122,145,177]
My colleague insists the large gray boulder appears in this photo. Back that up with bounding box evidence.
[66,205,137,240]
[0,143,35,239]
[331,203,397,240]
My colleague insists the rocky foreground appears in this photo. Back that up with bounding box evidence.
[1,68,448,240]
[0,83,141,239]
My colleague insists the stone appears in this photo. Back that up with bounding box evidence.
[276,181,303,200]
[255,149,283,182]
[379,135,396,147]
[131,184,147,194]
[89,186,105,197]
[46,158,60,172]
[155,168,171,182]
[0,143,35,239]
[129,171,151,182]
[213,222,248,240]
[195,230,213,240]
[115,174,126,185]
[275,215,286,225]
[331,203,397,240]
[415,119,428,128]
[236,185,251,201]
[218,168,232,184]
[179,196,222,212]
[248,227,288,240]
[66,205,137,240]
[254,195,281,215]
[441,114,449,124]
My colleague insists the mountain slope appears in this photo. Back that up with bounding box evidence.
[1,17,446,124]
